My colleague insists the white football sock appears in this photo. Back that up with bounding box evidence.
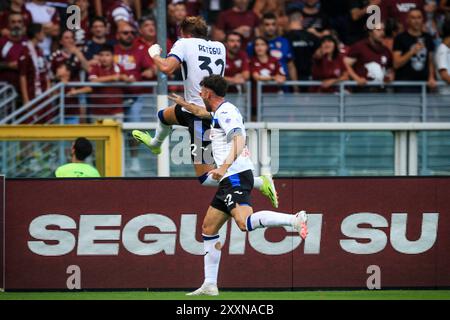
[254,176,264,189]
[200,174,219,187]
[150,120,171,148]
[203,234,222,285]
[246,210,294,231]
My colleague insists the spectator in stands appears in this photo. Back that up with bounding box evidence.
[55,137,101,178]
[393,8,437,91]
[88,44,131,122]
[136,15,179,84]
[250,36,286,118]
[213,0,260,48]
[167,1,187,43]
[19,24,50,107]
[250,37,287,83]
[106,0,139,39]
[224,32,251,91]
[347,0,379,45]
[25,0,60,58]
[248,13,298,83]
[284,9,320,82]
[114,22,155,116]
[84,17,116,65]
[137,15,172,54]
[382,0,425,32]
[0,0,32,38]
[344,23,394,90]
[169,0,201,17]
[54,63,91,124]
[0,13,27,96]
[50,30,90,82]
[114,22,155,172]
[253,0,288,32]
[300,0,330,39]
[312,35,349,92]
[435,21,450,93]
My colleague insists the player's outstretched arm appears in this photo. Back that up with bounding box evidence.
[168,93,212,119]
[209,134,245,181]
[148,44,180,75]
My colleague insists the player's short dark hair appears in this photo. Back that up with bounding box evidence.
[262,12,277,21]
[98,43,114,54]
[27,23,43,40]
[200,75,228,97]
[180,16,208,39]
[91,16,107,27]
[225,31,243,43]
[73,137,93,161]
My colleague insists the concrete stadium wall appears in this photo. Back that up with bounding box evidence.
[1,177,449,290]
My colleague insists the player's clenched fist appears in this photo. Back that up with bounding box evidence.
[148,44,162,58]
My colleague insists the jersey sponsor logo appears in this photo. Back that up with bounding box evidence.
[27,212,439,256]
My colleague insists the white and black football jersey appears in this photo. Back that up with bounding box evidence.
[210,101,254,180]
[168,37,226,107]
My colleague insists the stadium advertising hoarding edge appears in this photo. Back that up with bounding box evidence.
[0,175,3,291]
[3,178,450,290]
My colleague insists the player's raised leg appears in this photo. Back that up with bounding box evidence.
[132,105,179,154]
[246,210,308,239]
[187,206,230,296]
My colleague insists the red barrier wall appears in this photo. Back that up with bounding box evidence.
[3,178,450,290]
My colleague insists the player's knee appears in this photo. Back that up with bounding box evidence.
[201,222,215,235]
[158,110,170,125]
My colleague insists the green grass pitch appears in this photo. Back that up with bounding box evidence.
[1,290,450,300]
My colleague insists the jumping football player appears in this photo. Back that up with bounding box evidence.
[132,16,279,208]
[169,75,308,296]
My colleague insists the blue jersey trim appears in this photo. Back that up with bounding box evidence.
[167,53,182,63]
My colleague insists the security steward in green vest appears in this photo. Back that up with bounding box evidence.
[55,137,101,178]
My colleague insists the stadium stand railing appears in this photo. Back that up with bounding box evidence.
[256,81,450,122]
[1,81,450,178]
[0,82,18,122]
[0,81,252,125]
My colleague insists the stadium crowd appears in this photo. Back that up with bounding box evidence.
[1,0,450,123]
